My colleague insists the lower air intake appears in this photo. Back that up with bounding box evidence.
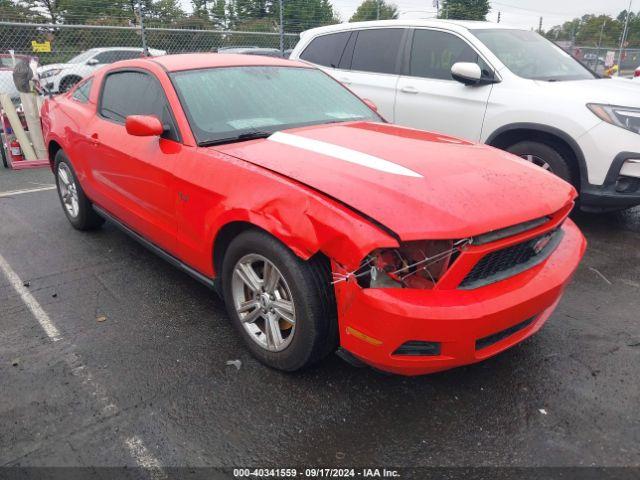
[475,316,536,351]
[393,341,441,356]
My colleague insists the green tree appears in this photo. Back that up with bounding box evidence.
[439,0,490,21]
[349,0,398,22]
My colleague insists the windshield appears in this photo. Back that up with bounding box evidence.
[472,29,596,81]
[171,66,380,145]
[67,50,97,64]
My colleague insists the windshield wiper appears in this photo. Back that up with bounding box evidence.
[198,130,272,147]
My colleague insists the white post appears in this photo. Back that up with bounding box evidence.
[0,93,37,161]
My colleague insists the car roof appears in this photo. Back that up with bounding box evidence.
[149,53,308,72]
[301,19,521,37]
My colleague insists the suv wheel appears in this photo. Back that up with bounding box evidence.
[54,150,104,230]
[506,141,573,184]
[222,229,337,372]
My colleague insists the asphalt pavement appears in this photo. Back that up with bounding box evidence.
[0,167,638,474]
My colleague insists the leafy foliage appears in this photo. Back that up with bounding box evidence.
[349,0,398,22]
[439,0,490,21]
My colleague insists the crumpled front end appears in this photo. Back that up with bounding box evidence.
[331,206,586,376]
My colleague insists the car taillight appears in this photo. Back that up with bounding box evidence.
[353,239,468,289]
[635,69,640,77]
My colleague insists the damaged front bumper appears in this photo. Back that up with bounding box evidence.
[332,219,586,376]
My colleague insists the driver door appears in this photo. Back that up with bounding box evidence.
[87,69,181,254]
[395,28,494,142]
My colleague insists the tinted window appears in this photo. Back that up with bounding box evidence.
[94,50,141,64]
[71,78,92,103]
[410,29,489,80]
[300,32,351,68]
[351,29,403,74]
[100,70,178,141]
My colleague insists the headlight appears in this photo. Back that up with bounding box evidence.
[344,239,468,289]
[39,68,61,79]
[587,103,640,135]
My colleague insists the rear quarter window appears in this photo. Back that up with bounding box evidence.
[71,78,93,103]
[300,32,351,68]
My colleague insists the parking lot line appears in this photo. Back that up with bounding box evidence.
[0,185,56,198]
[0,251,167,474]
[0,252,61,341]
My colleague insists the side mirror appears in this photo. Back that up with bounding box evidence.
[451,62,484,86]
[86,58,99,66]
[363,98,378,112]
[125,115,164,137]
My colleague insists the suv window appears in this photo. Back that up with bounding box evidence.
[409,29,489,80]
[300,32,351,68]
[99,70,179,141]
[71,78,92,103]
[94,50,141,64]
[350,29,404,74]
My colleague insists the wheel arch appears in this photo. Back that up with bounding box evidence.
[47,139,63,171]
[485,123,588,189]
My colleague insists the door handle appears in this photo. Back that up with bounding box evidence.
[90,133,99,146]
[400,85,419,94]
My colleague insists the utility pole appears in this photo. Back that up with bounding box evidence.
[538,16,543,34]
[138,1,149,57]
[618,0,633,75]
[497,11,501,23]
[376,0,380,20]
[598,18,606,48]
[279,0,284,54]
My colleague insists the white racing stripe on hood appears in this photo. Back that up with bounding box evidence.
[268,131,423,178]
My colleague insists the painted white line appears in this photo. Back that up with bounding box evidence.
[125,436,168,480]
[0,253,167,475]
[0,252,61,341]
[0,185,56,198]
[269,131,423,178]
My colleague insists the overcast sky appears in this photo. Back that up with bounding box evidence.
[179,0,636,30]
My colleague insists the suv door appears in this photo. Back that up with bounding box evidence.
[88,69,181,254]
[395,28,495,141]
[301,28,405,122]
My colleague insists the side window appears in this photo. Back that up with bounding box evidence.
[94,50,141,64]
[99,70,179,141]
[409,29,490,80]
[299,32,351,68]
[71,78,93,103]
[350,29,404,74]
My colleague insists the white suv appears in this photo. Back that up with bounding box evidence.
[290,20,640,211]
[37,47,165,93]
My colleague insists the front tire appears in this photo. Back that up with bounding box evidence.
[506,141,574,185]
[54,150,104,230]
[221,229,337,372]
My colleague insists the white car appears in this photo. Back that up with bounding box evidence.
[37,47,165,93]
[291,20,640,212]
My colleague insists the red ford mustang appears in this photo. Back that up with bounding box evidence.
[41,54,586,376]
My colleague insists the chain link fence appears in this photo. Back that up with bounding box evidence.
[562,44,640,77]
[0,21,299,98]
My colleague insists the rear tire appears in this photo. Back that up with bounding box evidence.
[506,141,573,185]
[221,229,337,372]
[54,150,104,231]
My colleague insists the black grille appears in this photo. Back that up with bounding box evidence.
[476,316,536,351]
[460,228,563,289]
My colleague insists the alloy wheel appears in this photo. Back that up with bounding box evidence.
[57,162,79,218]
[520,153,552,172]
[231,253,296,352]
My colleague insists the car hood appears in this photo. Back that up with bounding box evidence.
[534,78,640,108]
[213,122,575,240]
